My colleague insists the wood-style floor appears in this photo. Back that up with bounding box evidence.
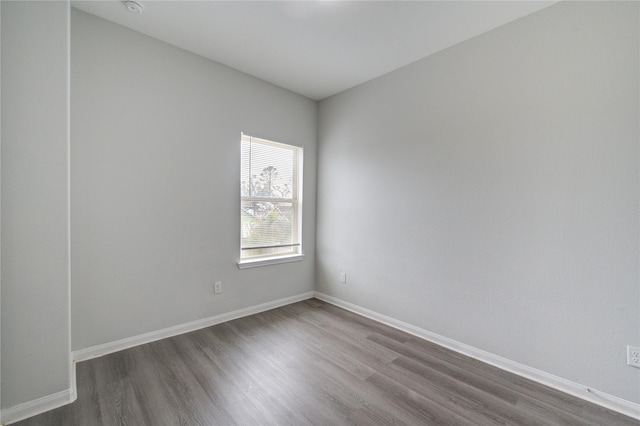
[15,299,638,425]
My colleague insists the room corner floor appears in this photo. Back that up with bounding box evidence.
[13,299,638,425]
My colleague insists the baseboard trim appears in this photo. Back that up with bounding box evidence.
[73,291,315,362]
[1,387,76,425]
[314,291,640,421]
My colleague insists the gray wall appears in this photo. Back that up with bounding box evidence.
[317,1,639,403]
[1,1,72,409]
[71,10,317,350]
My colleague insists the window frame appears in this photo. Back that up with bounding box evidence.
[238,133,304,269]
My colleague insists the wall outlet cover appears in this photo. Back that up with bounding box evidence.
[627,345,640,368]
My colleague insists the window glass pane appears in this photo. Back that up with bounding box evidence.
[241,200,294,248]
[241,245,298,259]
[241,138,295,199]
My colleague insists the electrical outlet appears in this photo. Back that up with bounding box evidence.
[214,281,223,294]
[340,272,347,283]
[628,346,640,368]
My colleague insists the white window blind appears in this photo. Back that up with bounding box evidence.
[240,134,302,260]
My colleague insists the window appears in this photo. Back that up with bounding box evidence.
[239,134,303,266]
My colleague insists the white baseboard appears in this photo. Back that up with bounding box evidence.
[73,291,315,362]
[314,291,640,421]
[1,386,76,425]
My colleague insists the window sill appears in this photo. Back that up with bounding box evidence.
[237,254,305,269]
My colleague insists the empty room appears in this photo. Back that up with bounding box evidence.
[1,0,639,424]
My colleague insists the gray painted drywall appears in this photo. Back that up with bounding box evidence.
[317,1,639,403]
[1,1,72,409]
[70,9,317,350]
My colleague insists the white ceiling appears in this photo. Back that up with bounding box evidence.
[72,1,557,100]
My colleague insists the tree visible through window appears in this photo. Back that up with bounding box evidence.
[240,134,302,260]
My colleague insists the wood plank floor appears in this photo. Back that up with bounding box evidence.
[15,299,639,425]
